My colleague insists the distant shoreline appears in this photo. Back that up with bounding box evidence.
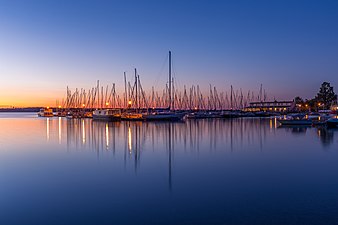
[0,108,41,113]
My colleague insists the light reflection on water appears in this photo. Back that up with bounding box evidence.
[1,113,338,225]
[61,119,275,153]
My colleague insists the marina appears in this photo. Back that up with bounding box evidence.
[34,51,337,127]
[1,1,338,224]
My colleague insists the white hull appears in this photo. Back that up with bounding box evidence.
[92,109,121,121]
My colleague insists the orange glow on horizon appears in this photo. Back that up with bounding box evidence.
[0,86,64,108]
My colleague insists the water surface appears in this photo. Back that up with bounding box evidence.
[1,113,338,225]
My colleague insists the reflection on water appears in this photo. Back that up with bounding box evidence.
[54,118,276,153]
[317,127,335,147]
[36,117,338,154]
[1,113,338,225]
[46,118,50,141]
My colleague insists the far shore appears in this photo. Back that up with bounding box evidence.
[0,108,41,113]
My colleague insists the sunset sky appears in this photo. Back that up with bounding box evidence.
[0,0,338,107]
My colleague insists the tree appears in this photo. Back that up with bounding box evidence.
[294,96,304,104]
[315,82,337,109]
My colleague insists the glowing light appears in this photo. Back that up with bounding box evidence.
[128,126,132,152]
[274,117,277,129]
[47,106,50,109]
[58,105,61,108]
[82,103,85,107]
[106,102,109,106]
[105,123,109,148]
[82,119,85,144]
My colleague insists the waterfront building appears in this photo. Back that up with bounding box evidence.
[244,100,295,112]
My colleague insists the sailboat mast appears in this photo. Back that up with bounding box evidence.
[169,51,172,110]
[135,68,138,109]
[230,85,233,110]
[124,72,127,108]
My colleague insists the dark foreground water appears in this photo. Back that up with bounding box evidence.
[1,113,338,225]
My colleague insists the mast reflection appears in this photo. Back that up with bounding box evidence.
[55,118,280,154]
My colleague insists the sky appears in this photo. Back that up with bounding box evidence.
[0,0,338,107]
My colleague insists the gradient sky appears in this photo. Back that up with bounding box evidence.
[0,0,338,107]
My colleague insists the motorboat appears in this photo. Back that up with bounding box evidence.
[93,109,121,121]
[277,113,312,125]
[38,108,54,117]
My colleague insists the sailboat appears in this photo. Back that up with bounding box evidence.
[121,70,145,121]
[143,51,185,121]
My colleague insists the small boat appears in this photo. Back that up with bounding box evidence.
[53,111,67,117]
[92,109,121,121]
[277,113,312,126]
[326,118,338,128]
[143,111,185,121]
[38,108,54,117]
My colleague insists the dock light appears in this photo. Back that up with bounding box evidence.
[47,106,49,109]
[106,102,109,106]
[82,104,85,107]
[58,105,61,108]
[128,100,132,105]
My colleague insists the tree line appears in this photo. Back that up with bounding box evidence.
[295,82,337,111]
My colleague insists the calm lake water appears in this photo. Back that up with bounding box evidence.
[1,112,338,225]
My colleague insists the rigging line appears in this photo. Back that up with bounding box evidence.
[171,55,183,93]
[152,53,169,89]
